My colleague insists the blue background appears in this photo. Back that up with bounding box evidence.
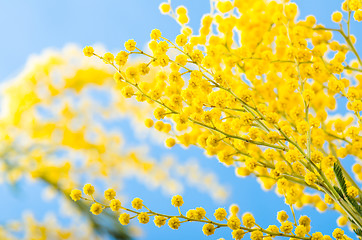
[0,0,361,239]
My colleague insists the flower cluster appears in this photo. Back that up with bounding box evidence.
[83,0,362,238]
[0,45,230,239]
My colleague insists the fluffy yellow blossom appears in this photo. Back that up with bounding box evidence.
[295,225,307,237]
[125,39,137,51]
[305,172,317,185]
[332,228,344,239]
[311,151,324,163]
[110,199,122,211]
[90,203,103,215]
[214,208,227,221]
[104,189,116,200]
[168,217,181,230]
[138,212,150,224]
[354,10,362,21]
[349,0,362,11]
[115,51,129,66]
[202,223,215,236]
[242,213,255,228]
[206,135,219,147]
[171,195,184,207]
[121,86,134,98]
[83,184,95,196]
[176,34,188,46]
[332,11,343,22]
[347,186,359,198]
[227,216,241,230]
[280,221,293,234]
[194,207,206,220]
[70,189,82,201]
[232,229,245,240]
[312,232,323,240]
[265,132,280,144]
[83,46,94,57]
[144,118,154,128]
[165,138,176,148]
[159,2,171,14]
[277,211,288,223]
[119,213,130,225]
[138,63,150,75]
[337,216,348,227]
[154,216,167,227]
[103,52,114,63]
[113,72,123,84]
[132,197,143,210]
[216,1,233,13]
[299,216,311,227]
[350,100,362,112]
[150,29,162,41]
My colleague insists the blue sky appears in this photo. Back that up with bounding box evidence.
[0,0,361,239]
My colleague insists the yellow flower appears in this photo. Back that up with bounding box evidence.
[202,223,215,236]
[125,39,137,51]
[144,118,154,128]
[115,51,129,66]
[110,199,122,211]
[311,232,323,240]
[103,52,114,64]
[337,216,348,227]
[70,189,82,201]
[150,29,162,41]
[242,213,255,228]
[280,221,293,234]
[168,217,181,230]
[171,195,184,207]
[347,186,359,198]
[119,213,130,225]
[349,0,362,11]
[113,72,123,84]
[159,2,171,14]
[138,212,150,224]
[176,34,188,46]
[299,216,311,227]
[332,228,344,240]
[227,216,241,230]
[295,225,307,237]
[165,138,176,148]
[83,46,94,57]
[214,208,227,221]
[131,197,143,210]
[250,230,263,240]
[354,10,362,21]
[305,172,317,185]
[232,229,245,240]
[104,189,116,200]
[216,1,233,13]
[277,211,288,223]
[90,203,103,215]
[206,135,219,147]
[83,183,95,196]
[121,86,134,98]
[154,216,167,227]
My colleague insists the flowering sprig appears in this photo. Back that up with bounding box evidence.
[81,0,362,238]
[71,184,351,240]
